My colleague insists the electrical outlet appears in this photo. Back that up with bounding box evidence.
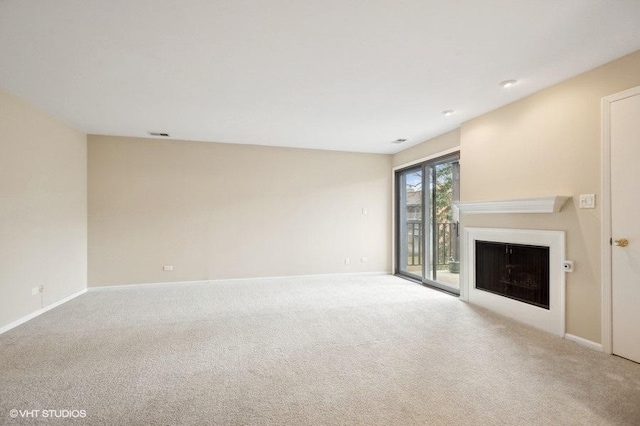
[361,257,369,263]
[362,207,368,215]
[562,261,574,272]
[344,258,351,265]
[163,265,173,271]
[38,285,44,293]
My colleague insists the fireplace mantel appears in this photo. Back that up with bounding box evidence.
[455,196,571,214]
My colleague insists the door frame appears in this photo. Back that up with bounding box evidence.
[394,164,424,281]
[601,85,640,355]
[391,146,461,287]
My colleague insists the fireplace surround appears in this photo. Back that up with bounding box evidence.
[462,228,565,336]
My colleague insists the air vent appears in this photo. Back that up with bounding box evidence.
[392,139,408,144]
[148,132,170,137]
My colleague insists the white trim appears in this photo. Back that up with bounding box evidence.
[601,93,613,354]
[0,288,87,335]
[392,146,461,171]
[89,280,210,291]
[210,271,390,282]
[564,333,604,352]
[459,223,469,301]
[462,227,566,336]
[600,85,640,355]
[456,196,571,214]
[89,271,392,292]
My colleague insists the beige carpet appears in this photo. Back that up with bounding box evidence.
[1,274,639,425]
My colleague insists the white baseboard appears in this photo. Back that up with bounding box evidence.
[564,333,604,352]
[0,288,87,335]
[89,280,209,292]
[89,271,392,292]
[208,271,391,283]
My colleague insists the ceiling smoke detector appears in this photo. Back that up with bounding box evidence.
[148,132,170,137]
[441,110,454,116]
[499,79,517,88]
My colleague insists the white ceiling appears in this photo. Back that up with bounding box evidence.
[2,1,640,154]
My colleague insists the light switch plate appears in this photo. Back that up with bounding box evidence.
[579,194,595,209]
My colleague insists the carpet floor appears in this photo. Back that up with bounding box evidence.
[1,274,639,425]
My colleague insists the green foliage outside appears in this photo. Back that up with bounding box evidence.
[435,163,453,224]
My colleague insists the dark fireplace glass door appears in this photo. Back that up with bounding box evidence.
[475,241,550,309]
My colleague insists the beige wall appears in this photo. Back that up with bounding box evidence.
[88,136,392,286]
[462,50,640,343]
[394,50,640,343]
[392,128,460,168]
[0,87,87,329]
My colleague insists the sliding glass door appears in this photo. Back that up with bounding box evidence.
[397,167,423,279]
[396,153,460,294]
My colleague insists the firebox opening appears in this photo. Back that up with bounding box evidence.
[475,240,550,309]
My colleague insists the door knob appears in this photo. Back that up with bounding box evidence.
[614,238,629,247]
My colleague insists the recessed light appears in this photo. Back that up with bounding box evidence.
[392,138,408,144]
[441,110,454,116]
[499,79,517,88]
[149,132,170,137]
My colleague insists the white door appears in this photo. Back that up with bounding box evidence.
[610,89,640,363]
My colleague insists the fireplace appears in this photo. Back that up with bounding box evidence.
[475,241,550,309]
[463,227,565,336]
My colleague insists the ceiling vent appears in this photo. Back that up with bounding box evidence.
[392,139,408,144]
[148,132,170,137]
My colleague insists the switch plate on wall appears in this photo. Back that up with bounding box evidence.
[579,194,595,209]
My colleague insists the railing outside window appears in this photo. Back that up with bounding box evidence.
[407,220,422,266]
[406,221,458,268]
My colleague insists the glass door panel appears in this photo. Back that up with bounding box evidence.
[397,167,423,279]
[396,154,460,294]
[428,160,460,292]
